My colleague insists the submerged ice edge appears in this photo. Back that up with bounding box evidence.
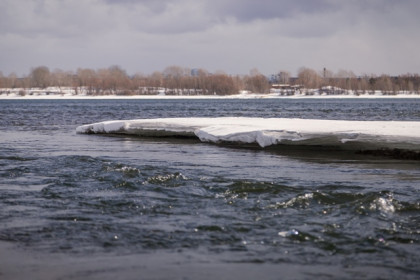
[75,117,420,150]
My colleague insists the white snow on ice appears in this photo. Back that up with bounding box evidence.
[76,117,420,150]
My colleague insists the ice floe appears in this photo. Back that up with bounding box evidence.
[76,117,420,151]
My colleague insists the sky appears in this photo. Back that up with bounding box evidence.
[1,0,420,77]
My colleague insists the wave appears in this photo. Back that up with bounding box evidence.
[76,117,420,157]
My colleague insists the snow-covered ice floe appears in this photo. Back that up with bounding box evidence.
[76,117,420,152]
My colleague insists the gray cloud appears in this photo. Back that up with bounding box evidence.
[205,0,337,22]
[1,0,419,76]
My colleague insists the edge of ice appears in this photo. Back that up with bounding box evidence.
[76,117,420,150]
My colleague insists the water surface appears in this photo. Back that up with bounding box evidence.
[1,98,419,279]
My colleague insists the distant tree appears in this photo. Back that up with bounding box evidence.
[8,73,18,88]
[96,68,111,93]
[6,65,420,95]
[51,69,73,90]
[94,65,130,94]
[163,65,189,78]
[208,74,239,95]
[107,65,130,91]
[162,66,191,91]
[0,71,14,88]
[77,68,98,94]
[357,75,370,93]
[196,68,209,77]
[233,75,246,92]
[193,68,210,93]
[368,75,377,92]
[249,68,261,77]
[376,74,393,93]
[244,68,270,93]
[297,67,322,89]
[245,74,270,93]
[407,79,414,92]
[30,66,50,88]
[399,74,415,92]
[150,71,164,88]
[132,72,147,93]
[412,74,420,92]
[0,71,4,88]
[335,69,356,89]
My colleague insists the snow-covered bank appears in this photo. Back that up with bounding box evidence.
[1,87,420,99]
[76,117,420,152]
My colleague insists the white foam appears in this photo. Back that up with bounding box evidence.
[76,117,420,150]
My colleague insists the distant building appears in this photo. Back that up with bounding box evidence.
[271,84,303,90]
[271,84,291,90]
[191,69,200,77]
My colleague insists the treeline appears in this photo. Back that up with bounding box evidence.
[0,65,270,95]
[290,68,420,94]
[1,65,419,95]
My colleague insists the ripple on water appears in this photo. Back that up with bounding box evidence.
[1,98,420,279]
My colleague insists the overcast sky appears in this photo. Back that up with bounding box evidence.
[1,0,419,76]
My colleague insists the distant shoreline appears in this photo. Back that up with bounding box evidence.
[1,93,420,100]
[2,84,420,100]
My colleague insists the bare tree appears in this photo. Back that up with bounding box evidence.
[8,73,18,88]
[334,69,356,90]
[0,71,4,88]
[108,65,130,93]
[4,65,420,96]
[208,74,239,95]
[233,75,246,92]
[162,66,191,92]
[376,74,393,93]
[0,72,17,88]
[150,71,164,88]
[30,66,50,88]
[245,74,270,93]
[131,73,147,94]
[163,65,190,78]
[51,68,73,91]
[297,67,322,89]
[193,68,210,93]
[77,68,98,94]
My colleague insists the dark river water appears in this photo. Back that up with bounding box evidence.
[0,98,419,279]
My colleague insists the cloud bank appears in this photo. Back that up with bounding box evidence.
[1,0,419,76]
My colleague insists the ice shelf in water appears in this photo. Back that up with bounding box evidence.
[76,117,420,150]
